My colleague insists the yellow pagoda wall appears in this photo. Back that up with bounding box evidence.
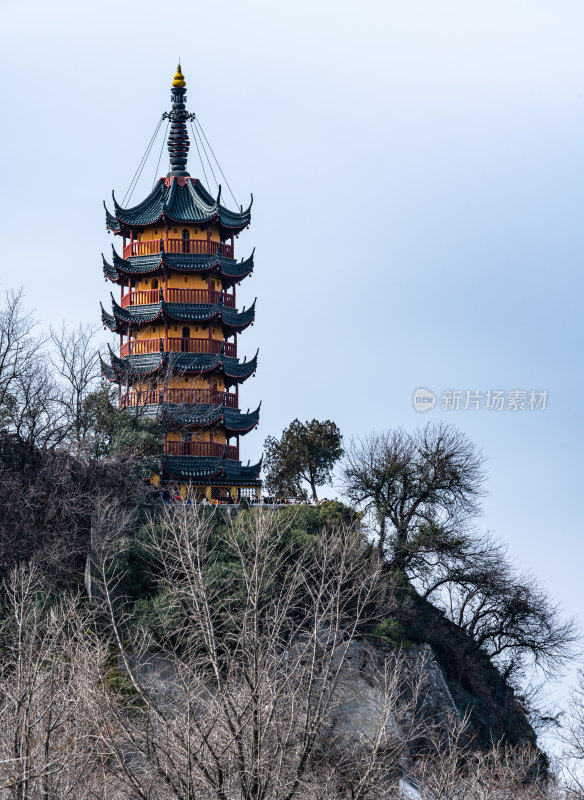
[133,374,226,392]
[165,430,227,444]
[137,223,221,243]
[130,325,224,343]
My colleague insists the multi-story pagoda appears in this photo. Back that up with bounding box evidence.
[101,66,261,502]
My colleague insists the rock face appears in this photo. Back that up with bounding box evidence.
[320,632,538,791]
[113,613,536,760]
[332,640,460,746]
[112,629,538,800]
[381,586,538,750]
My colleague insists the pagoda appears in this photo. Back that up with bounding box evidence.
[101,66,261,502]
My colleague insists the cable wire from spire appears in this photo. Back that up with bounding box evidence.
[191,118,219,192]
[153,118,170,189]
[192,114,239,208]
[122,115,165,207]
[189,119,210,191]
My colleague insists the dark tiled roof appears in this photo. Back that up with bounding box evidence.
[102,247,255,286]
[100,305,116,329]
[161,454,261,483]
[100,356,117,382]
[105,204,120,232]
[104,177,252,236]
[142,403,261,433]
[102,255,118,282]
[102,346,258,382]
[102,295,255,334]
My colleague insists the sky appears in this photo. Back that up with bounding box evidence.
[0,0,583,713]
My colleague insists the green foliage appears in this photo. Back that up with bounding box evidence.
[82,384,162,461]
[371,617,411,647]
[104,649,139,699]
[263,418,343,500]
[274,500,360,536]
[117,502,360,641]
[113,523,160,603]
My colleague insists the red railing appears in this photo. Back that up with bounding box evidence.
[119,338,237,358]
[120,389,238,408]
[123,239,234,259]
[120,288,235,308]
[164,441,239,459]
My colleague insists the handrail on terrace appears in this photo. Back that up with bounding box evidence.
[119,338,237,358]
[123,239,234,259]
[164,441,239,459]
[119,388,238,408]
[120,288,236,309]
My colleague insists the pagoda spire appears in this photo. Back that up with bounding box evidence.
[167,64,191,177]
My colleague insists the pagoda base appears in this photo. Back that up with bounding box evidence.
[155,454,262,502]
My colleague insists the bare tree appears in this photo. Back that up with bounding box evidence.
[0,289,67,450]
[410,712,553,799]
[88,505,434,800]
[0,289,40,415]
[341,423,486,568]
[50,323,102,447]
[559,669,584,798]
[1,362,68,452]
[0,507,570,799]
[0,563,107,799]
[416,530,579,681]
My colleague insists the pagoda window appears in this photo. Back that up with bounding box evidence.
[182,327,190,338]
[152,279,158,290]
[181,430,192,442]
[182,229,190,253]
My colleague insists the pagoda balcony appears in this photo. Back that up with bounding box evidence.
[120,388,238,408]
[120,288,236,309]
[119,337,237,358]
[164,441,239,459]
[123,239,234,259]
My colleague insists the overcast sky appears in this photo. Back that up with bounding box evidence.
[1,0,583,710]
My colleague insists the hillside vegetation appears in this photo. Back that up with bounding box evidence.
[0,291,582,797]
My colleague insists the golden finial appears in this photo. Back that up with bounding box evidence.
[172,63,186,89]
